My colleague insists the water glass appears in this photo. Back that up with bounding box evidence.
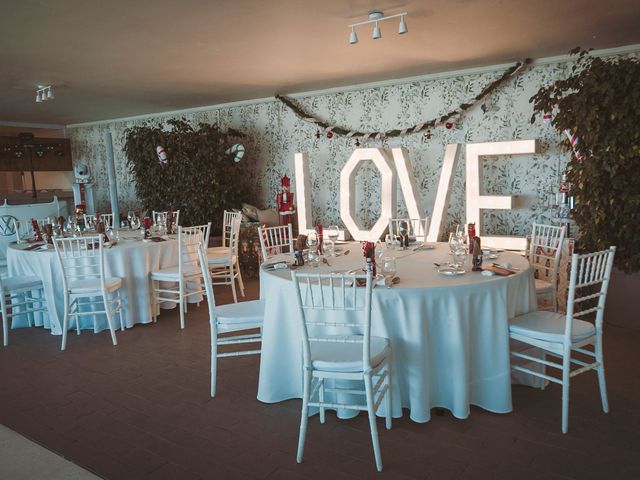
[381,257,397,280]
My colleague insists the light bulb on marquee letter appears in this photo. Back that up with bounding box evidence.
[465,139,539,250]
[340,148,397,242]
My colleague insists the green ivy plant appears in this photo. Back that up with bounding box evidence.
[530,49,640,273]
[124,119,251,234]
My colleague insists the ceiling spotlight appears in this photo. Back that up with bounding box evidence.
[372,22,381,40]
[348,10,408,45]
[399,15,408,34]
[349,27,358,44]
[35,85,54,103]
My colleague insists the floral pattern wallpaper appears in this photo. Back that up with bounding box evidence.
[67,56,619,239]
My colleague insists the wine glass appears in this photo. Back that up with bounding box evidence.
[381,257,397,285]
[127,211,136,229]
[326,225,339,256]
[306,232,319,266]
[449,231,462,267]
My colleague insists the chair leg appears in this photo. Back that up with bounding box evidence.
[296,369,312,464]
[385,366,392,430]
[61,295,70,351]
[179,279,186,329]
[211,325,218,398]
[103,292,118,346]
[364,372,383,472]
[561,352,571,434]
[1,293,8,347]
[236,260,245,297]
[318,378,325,424]
[595,337,609,413]
[117,290,125,331]
[229,265,238,304]
[74,300,81,335]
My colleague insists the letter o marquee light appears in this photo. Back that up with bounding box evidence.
[340,148,396,242]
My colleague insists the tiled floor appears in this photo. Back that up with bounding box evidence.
[1,279,639,480]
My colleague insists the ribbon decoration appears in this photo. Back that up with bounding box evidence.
[225,143,245,163]
[275,59,532,139]
[564,129,583,160]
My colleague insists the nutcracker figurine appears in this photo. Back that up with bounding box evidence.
[276,174,295,226]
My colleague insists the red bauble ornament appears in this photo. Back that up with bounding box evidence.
[445,122,453,129]
[326,131,333,139]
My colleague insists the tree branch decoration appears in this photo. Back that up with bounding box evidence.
[124,119,253,233]
[276,59,531,139]
[530,48,640,273]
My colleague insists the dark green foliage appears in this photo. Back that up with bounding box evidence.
[530,49,640,273]
[124,119,250,234]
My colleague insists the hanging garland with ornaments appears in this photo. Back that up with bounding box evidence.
[276,58,532,140]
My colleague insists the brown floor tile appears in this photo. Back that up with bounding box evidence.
[1,278,640,480]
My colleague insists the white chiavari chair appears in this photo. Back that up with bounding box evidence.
[54,235,124,351]
[291,272,392,472]
[208,210,241,255]
[509,246,616,433]
[528,223,566,311]
[152,210,181,228]
[388,218,429,242]
[208,216,244,303]
[258,224,294,262]
[1,275,47,347]
[150,223,210,329]
[85,213,114,229]
[197,246,264,398]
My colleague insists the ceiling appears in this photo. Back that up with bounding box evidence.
[1,0,639,126]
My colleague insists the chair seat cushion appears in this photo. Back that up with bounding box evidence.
[311,335,391,373]
[69,277,122,294]
[509,310,595,343]
[151,265,201,280]
[215,299,264,325]
[1,275,43,292]
[534,278,553,293]
[208,253,237,266]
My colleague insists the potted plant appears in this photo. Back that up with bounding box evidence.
[530,49,640,327]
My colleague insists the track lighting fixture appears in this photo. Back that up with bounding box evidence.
[35,85,54,103]
[348,10,408,44]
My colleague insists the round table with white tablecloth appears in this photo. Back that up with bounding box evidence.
[6,235,195,335]
[257,242,537,423]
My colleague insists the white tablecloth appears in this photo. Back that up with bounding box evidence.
[257,243,537,423]
[7,237,188,335]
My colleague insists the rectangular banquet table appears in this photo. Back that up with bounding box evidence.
[257,242,537,423]
[6,235,201,335]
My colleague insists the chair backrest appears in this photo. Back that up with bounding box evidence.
[85,213,113,229]
[198,243,218,318]
[291,272,374,371]
[565,247,616,339]
[528,223,566,286]
[12,218,31,243]
[258,224,294,261]
[153,210,181,228]
[388,218,429,241]
[177,223,211,276]
[54,235,106,292]
[221,210,241,248]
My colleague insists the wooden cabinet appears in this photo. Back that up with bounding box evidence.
[0,136,72,171]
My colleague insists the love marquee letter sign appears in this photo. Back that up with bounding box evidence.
[295,139,539,250]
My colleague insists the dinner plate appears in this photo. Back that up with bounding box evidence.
[438,266,466,276]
